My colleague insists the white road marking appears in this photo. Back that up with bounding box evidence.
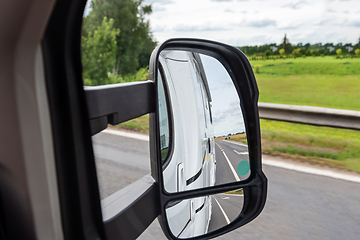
[234,150,248,155]
[216,143,240,181]
[223,140,247,147]
[263,158,360,184]
[214,198,230,224]
[102,129,149,142]
[216,143,240,180]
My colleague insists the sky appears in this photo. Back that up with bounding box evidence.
[142,0,360,46]
[200,54,245,136]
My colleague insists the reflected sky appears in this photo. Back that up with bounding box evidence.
[200,54,245,137]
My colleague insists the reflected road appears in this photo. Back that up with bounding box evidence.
[215,140,249,185]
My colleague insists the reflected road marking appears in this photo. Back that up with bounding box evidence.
[214,198,230,224]
[234,150,248,155]
[216,142,240,181]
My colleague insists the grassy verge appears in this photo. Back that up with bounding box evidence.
[225,189,244,195]
[112,114,149,133]
[216,133,247,144]
[250,56,360,75]
[259,119,360,172]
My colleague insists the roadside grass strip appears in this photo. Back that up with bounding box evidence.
[260,119,360,172]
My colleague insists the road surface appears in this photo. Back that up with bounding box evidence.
[214,140,250,185]
[92,131,360,240]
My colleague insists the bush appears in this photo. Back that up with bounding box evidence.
[336,49,342,57]
[355,49,360,57]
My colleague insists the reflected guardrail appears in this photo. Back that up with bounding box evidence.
[258,102,360,130]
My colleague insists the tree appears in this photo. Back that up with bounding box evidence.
[264,49,271,58]
[305,49,313,56]
[281,33,292,53]
[292,48,301,57]
[336,48,342,56]
[355,49,360,57]
[83,0,156,76]
[279,49,285,57]
[82,17,120,86]
[283,34,287,50]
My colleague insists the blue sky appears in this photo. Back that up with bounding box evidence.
[143,0,360,46]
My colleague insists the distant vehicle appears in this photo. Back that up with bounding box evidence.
[158,50,216,237]
[225,136,231,140]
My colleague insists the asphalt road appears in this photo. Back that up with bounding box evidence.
[208,194,243,232]
[214,140,250,185]
[92,131,360,240]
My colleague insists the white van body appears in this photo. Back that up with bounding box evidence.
[158,50,216,238]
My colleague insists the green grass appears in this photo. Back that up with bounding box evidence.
[251,57,360,75]
[250,56,360,111]
[225,188,244,195]
[260,119,360,172]
[256,75,360,111]
[114,114,149,132]
[161,148,169,161]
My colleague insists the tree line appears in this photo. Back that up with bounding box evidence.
[238,35,360,59]
[81,0,156,86]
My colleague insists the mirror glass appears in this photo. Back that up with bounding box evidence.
[158,50,250,194]
[166,188,244,239]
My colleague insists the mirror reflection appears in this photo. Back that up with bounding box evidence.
[166,188,244,239]
[158,50,250,194]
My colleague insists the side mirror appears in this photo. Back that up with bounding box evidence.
[149,39,267,239]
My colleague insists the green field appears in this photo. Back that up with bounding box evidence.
[251,57,360,111]
[115,114,149,132]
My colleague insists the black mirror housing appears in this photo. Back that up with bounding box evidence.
[148,38,267,240]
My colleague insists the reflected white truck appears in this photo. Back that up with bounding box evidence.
[158,50,216,238]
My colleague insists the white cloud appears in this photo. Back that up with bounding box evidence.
[173,22,231,32]
[246,19,277,28]
[152,5,166,12]
[224,8,235,13]
[143,0,175,4]
[151,24,167,32]
[350,20,360,27]
[277,22,303,30]
[282,0,308,9]
[147,0,360,45]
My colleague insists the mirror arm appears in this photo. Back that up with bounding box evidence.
[84,81,156,135]
[102,175,160,240]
